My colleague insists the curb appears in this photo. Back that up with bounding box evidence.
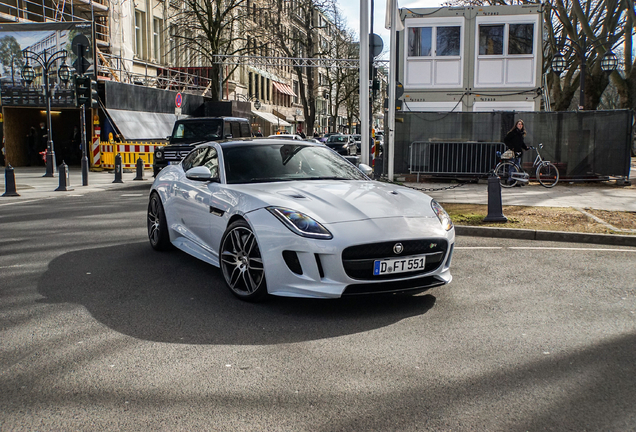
[455,225,636,247]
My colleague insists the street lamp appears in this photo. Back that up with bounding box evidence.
[21,48,69,177]
[551,37,618,110]
[236,93,261,109]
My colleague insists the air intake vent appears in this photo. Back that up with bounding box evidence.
[282,250,303,275]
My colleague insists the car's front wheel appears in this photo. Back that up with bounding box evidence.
[147,193,172,251]
[220,220,268,302]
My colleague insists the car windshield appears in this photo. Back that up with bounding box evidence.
[327,136,347,143]
[172,120,223,144]
[223,144,367,184]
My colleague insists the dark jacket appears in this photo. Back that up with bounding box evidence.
[504,128,529,154]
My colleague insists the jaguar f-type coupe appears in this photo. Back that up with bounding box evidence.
[148,139,454,301]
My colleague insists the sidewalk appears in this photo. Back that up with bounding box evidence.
[0,166,152,202]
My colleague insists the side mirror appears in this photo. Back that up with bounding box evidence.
[166,136,171,141]
[358,163,373,176]
[185,166,217,182]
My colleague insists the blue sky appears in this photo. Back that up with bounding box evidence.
[337,0,444,55]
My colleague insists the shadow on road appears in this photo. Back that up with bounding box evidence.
[37,242,436,345]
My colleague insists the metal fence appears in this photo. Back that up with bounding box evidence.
[394,110,633,180]
[410,141,505,179]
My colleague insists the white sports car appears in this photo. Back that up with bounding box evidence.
[148,139,454,301]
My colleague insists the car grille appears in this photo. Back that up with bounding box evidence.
[342,276,446,295]
[342,239,448,280]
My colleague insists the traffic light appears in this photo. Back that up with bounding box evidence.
[75,75,98,107]
[75,75,91,107]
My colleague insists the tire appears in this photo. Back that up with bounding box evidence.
[147,193,173,251]
[495,161,518,188]
[220,220,268,302]
[536,162,559,188]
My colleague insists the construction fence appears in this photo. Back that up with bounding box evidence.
[392,110,633,180]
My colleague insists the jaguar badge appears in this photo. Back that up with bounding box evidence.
[393,243,404,254]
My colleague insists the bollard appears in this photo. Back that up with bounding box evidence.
[133,157,145,181]
[2,164,20,197]
[55,161,74,191]
[113,153,123,183]
[483,173,507,222]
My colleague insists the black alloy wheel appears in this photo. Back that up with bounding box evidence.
[147,193,172,251]
[220,220,268,301]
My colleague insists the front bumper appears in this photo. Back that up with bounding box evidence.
[247,209,454,298]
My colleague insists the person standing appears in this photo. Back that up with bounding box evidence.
[504,119,529,169]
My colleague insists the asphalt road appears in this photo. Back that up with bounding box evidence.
[1,184,635,431]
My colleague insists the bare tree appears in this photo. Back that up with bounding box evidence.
[257,0,337,133]
[444,0,629,110]
[168,0,252,100]
[322,5,359,133]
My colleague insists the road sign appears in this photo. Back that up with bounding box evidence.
[370,33,384,58]
[175,93,182,108]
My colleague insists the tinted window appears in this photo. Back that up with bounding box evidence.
[171,120,223,143]
[223,144,367,184]
[182,147,219,176]
[231,122,241,139]
[240,122,251,137]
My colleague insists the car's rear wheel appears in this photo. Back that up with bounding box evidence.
[220,220,268,302]
[147,193,172,251]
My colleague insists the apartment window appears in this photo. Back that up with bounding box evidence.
[153,18,163,61]
[479,25,503,55]
[135,10,146,59]
[508,23,534,55]
[408,26,460,57]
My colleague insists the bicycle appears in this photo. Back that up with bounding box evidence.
[494,143,560,188]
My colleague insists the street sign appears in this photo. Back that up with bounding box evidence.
[370,33,384,58]
[175,93,182,108]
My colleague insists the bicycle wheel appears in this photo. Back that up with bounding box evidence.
[536,162,559,188]
[495,161,518,188]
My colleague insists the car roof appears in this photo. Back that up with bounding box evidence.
[176,116,249,123]
[216,138,322,148]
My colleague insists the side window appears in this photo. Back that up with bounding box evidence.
[201,147,219,178]
[231,122,241,139]
[174,123,185,138]
[223,121,232,138]
[181,148,203,172]
[240,122,251,137]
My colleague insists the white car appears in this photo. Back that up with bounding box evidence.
[147,139,454,301]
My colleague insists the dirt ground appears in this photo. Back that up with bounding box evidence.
[442,203,636,235]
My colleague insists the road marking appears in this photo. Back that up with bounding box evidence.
[509,247,636,252]
[121,194,144,197]
[0,197,54,207]
[455,247,503,249]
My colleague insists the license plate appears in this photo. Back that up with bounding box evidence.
[373,255,426,275]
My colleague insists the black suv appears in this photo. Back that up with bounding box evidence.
[153,117,251,176]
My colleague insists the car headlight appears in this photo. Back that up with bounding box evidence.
[155,150,163,159]
[267,207,333,239]
[431,200,453,231]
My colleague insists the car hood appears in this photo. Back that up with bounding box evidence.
[226,180,437,224]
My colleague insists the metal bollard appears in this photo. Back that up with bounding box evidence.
[483,173,507,222]
[113,153,123,183]
[2,164,20,197]
[133,157,145,181]
[55,161,74,191]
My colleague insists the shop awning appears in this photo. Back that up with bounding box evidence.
[105,108,185,140]
[251,110,291,127]
[272,81,296,97]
